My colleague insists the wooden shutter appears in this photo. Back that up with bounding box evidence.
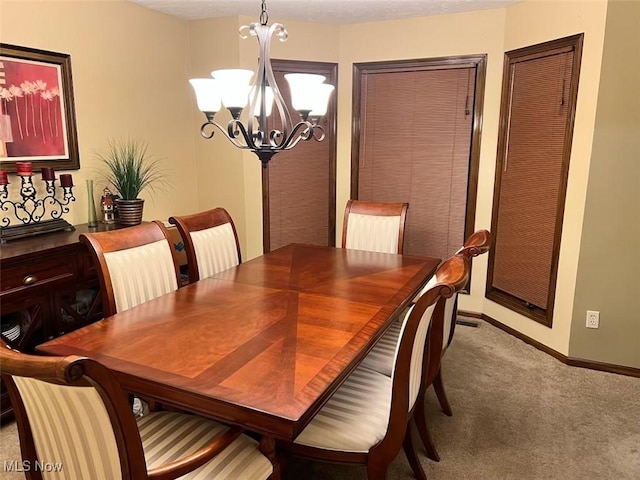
[487,34,583,326]
[355,62,479,260]
[264,61,337,252]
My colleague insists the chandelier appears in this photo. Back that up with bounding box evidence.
[189,0,335,167]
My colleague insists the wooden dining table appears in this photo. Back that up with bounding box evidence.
[37,243,439,443]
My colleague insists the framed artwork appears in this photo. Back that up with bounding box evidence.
[0,44,79,172]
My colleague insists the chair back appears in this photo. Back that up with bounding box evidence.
[80,221,181,317]
[342,200,408,254]
[169,207,241,282]
[0,341,147,480]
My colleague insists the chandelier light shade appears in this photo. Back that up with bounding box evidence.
[189,79,222,113]
[189,0,335,167]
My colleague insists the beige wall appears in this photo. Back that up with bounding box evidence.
[1,0,197,225]
[569,0,640,368]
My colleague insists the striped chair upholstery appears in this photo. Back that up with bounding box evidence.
[293,366,392,453]
[341,200,409,254]
[80,221,182,317]
[169,207,242,282]
[2,343,275,480]
[190,223,239,279]
[345,213,402,254]
[139,412,273,479]
[12,376,122,480]
[103,239,179,313]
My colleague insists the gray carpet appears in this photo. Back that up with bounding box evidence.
[1,319,639,479]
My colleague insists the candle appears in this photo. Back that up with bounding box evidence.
[59,174,74,187]
[16,162,33,176]
[41,167,56,181]
[0,171,8,185]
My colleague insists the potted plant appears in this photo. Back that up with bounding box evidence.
[97,138,164,226]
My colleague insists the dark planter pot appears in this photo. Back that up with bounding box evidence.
[116,198,144,226]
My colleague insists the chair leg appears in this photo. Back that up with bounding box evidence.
[403,422,427,480]
[414,394,440,462]
[260,436,280,479]
[366,463,387,480]
[433,368,453,416]
[269,463,282,480]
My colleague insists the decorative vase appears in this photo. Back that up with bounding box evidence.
[86,180,98,228]
[116,198,144,226]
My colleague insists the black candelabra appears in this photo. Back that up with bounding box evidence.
[0,167,76,242]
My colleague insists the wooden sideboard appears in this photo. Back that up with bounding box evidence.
[0,223,119,421]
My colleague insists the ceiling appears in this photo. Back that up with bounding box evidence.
[128,0,521,24]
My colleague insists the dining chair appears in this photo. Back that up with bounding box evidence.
[168,207,241,282]
[80,221,182,318]
[342,199,409,254]
[360,230,490,461]
[0,340,277,480]
[429,229,492,418]
[281,254,469,480]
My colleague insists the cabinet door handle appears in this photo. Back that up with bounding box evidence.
[23,275,38,285]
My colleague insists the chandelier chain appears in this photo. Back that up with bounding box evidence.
[260,0,269,25]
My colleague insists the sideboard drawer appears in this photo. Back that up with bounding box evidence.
[1,255,78,294]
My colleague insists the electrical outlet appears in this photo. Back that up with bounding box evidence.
[586,310,600,329]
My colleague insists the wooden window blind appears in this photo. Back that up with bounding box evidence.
[353,57,485,262]
[487,34,583,326]
[263,60,337,252]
